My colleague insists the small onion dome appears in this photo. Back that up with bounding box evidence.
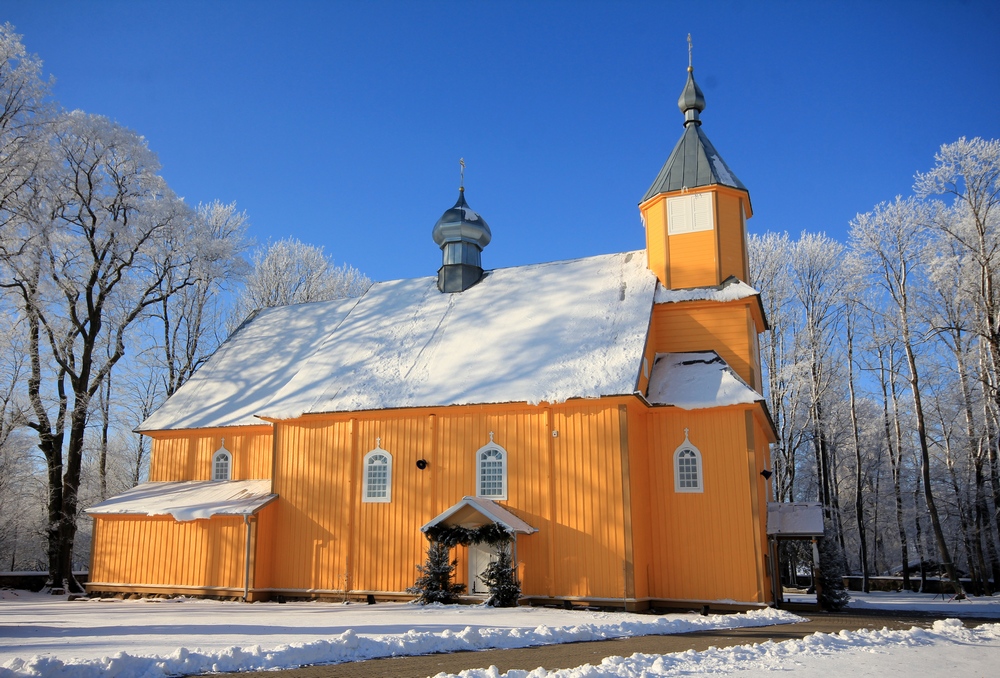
[677,65,706,126]
[432,188,492,250]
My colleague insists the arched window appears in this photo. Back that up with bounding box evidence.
[674,429,703,493]
[363,444,392,503]
[476,434,507,500]
[212,445,232,482]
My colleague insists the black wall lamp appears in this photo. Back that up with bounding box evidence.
[760,469,773,480]
[416,459,429,470]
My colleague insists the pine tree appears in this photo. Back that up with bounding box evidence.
[479,541,520,607]
[407,541,466,604]
[817,521,850,611]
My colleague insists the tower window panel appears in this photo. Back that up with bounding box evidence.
[667,193,714,235]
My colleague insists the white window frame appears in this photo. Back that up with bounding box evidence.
[673,430,703,493]
[212,447,232,482]
[667,193,714,235]
[476,434,508,500]
[363,447,393,503]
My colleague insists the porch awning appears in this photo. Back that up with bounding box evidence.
[85,480,277,522]
[766,502,825,537]
[422,496,538,535]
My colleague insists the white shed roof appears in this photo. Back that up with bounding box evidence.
[654,276,759,305]
[646,351,764,409]
[766,502,825,537]
[85,480,276,522]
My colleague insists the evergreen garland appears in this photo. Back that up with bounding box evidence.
[424,522,512,547]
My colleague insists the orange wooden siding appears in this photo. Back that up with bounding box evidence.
[666,229,717,289]
[98,395,772,605]
[640,185,751,291]
[641,407,767,602]
[148,426,273,481]
[650,302,758,387]
[263,402,637,600]
[641,195,670,288]
[90,514,249,592]
[715,191,749,283]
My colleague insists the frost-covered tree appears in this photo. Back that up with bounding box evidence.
[153,200,250,398]
[789,233,846,529]
[0,110,199,592]
[749,232,805,502]
[0,23,51,226]
[229,237,372,331]
[915,138,1000,555]
[850,196,963,594]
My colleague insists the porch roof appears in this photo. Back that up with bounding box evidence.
[85,480,276,522]
[766,502,825,537]
[422,496,538,535]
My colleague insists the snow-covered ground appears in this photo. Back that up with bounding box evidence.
[0,589,998,677]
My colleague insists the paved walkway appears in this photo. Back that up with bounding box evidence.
[214,609,1000,678]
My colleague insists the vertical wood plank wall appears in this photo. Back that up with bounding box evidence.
[265,402,632,600]
[640,407,765,602]
[149,426,274,481]
[101,395,771,604]
[90,515,246,591]
[667,230,717,289]
[716,191,749,283]
[651,303,757,387]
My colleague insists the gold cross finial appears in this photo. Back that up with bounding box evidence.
[687,34,693,69]
[459,158,466,191]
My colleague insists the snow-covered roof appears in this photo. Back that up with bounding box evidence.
[646,351,764,410]
[256,250,657,418]
[766,502,825,537]
[422,496,538,535]
[85,480,276,522]
[138,298,361,431]
[654,276,759,304]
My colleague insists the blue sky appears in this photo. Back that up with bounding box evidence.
[5,1,999,283]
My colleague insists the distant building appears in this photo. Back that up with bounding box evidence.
[87,63,775,610]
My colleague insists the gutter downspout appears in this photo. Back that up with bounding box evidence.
[243,514,252,602]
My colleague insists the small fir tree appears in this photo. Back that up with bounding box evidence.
[816,521,850,612]
[407,541,466,604]
[479,541,521,607]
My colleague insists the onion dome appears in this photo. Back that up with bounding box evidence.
[432,188,492,250]
[677,66,706,126]
[432,188,492,293]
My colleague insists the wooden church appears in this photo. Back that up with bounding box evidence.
[86,62,776,610]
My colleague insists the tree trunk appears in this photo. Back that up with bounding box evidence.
[901,336,964,594]
[846,312,869,591]
[882,347,911,591]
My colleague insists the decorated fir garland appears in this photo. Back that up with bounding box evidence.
[423,522,512,547]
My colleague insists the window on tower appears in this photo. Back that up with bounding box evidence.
[667,193,714,235]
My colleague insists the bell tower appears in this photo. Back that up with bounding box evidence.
[639,49,752,290]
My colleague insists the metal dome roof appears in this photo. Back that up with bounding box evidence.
[432,189,491,249]
[641,64,746,202]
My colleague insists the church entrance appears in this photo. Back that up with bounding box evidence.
[468,542,493,595]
